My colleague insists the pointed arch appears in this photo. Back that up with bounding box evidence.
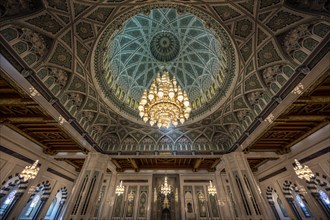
[282,180,311,220]
[0,173,28,219]
[306,172,330,217]
[19,181,52,220]
[45,187,67,220]
[266,187,289,220]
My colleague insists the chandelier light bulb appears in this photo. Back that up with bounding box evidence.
[139,69,191,128]
[148,93,155,100]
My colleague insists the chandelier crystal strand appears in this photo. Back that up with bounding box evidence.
[139,69,191,128]
[293,159,315,181]
[115,180,125,195]
[160,176,172,196]
[20,160,39,182]
[208,180,217,196]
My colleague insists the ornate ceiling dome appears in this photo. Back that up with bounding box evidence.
[93,5,237,124]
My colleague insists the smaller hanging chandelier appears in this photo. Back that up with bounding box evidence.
[198,192,206,202]
[160,176,172,196]
[208,180,217,196]
[139,69,191,129]
[293,159,314,181]
[127,190,134,202]
[115,180,125,196]
[20,160,39,181]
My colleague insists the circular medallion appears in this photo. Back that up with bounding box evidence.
[150,32,180,62]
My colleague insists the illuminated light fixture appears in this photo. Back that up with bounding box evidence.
[115,180,124,196]
[208,180,217,196]
[293,159,314,181]
[127,190,134,202]
[198,192,206,202]
[58,115,66,125]
[291,83,304,95]
[139,69,191,129]
[160,176,172,196]
[264,113,274,124]
[20,160,39,181]
[28,86,40,97]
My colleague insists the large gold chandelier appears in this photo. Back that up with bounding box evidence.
[293,159,314,181]
[139,69,191,128]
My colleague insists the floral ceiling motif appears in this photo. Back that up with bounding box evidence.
[0,0,329,155]
[94,7,237,121]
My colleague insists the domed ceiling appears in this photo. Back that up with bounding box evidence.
[0,0,329,155]
[94,7,237,121]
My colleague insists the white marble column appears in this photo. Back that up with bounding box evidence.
[222,152,272,219]
[62,152,108,220]
[99,160,118,219]
[214,168,234,219]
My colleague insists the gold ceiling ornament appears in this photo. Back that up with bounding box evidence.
[160,176,172,196]
[115,180,125,196]
[293,159,314,181]
[207,180,217,196]
[20,160,39,182]
[139,69,191,128]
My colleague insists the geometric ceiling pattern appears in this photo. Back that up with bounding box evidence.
[0,0,329,155]
[94,7,236,121]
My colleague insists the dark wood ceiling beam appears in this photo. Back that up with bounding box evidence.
[46,147,82,151]
[209,158,221,171]
[257,140,289,144]
[273,121,318,125]
[22,127,59,131]
[0,88,16,93]
[295,96,330,103]
[2,117,54,123]
[31,131,62,133]
[46,144,78,147]
[139,165,191,170]
[111,159,123,172]
[42,139,73,142]
[193,158,203,172]
[128,159,139,172]
[277,115,328,121]
[0,98,36,105]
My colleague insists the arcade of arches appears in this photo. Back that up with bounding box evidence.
[0,0,329,219]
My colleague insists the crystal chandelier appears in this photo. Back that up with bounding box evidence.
[20,160,39,181]
[160,176,172,196]
[293,159,314,181]
[115,180,124,196]
[139,69,191,128]
[208,180,217,196]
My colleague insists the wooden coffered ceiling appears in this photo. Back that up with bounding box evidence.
[1,68,329,172]
[245,72,330,154]
[0,71,88,162]
[111,157,221,172]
